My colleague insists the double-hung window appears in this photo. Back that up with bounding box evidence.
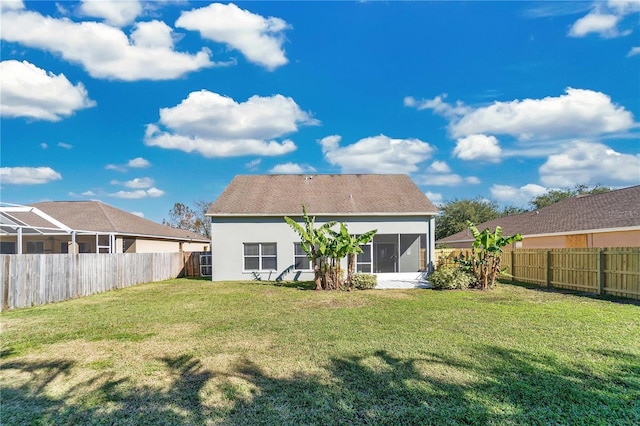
[294,242,311,270]
[243,243,277,271]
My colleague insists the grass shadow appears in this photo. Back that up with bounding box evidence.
[503,280,640,306]
[3,347,638,424]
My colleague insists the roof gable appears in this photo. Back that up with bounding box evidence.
[207,174,438,216]
[438,185,640,243]
[29,201,208,242]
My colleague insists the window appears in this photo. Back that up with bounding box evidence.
[294,243,311,270]
[0,242,15,254]
[356,243,372,273]
[243,243,277,271]
[27,241,44,254]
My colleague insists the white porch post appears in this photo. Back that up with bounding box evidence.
[71,231,77,254]
[17,227,23,254]
[428,216,436,273]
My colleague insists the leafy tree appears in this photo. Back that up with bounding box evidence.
[163,201,212,238]
[500,205,528,216]
[529,184,610,210]
[436,198,500,240]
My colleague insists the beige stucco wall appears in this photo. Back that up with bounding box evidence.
[592,230,640,247]
[441,229,640,249]
[2,235,208,254]
[129,238,209,253]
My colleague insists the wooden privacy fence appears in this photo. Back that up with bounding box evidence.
[1,252,186,311]
[435,247,640,300]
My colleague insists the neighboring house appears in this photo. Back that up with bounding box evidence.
[206,174,439,281]
[437,185,640,249]
[0,201,209,254]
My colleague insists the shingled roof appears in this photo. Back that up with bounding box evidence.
[438,185,640,244]
[29,201,208,242]
[207,174,438,216]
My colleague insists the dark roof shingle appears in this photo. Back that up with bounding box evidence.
[438,185,640,243]
[207,174,438,216]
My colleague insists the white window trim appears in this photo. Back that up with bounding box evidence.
[242,242,277,272]
[293,242,313,271]
[356,242,373,273]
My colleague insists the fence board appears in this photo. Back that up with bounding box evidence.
[435,247,639,300]
[0,252,189,311]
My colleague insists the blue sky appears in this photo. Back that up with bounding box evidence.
[1,0,639,223]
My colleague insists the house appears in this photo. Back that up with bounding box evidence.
[437,185,640,249]
[0,201,209,254]
[206,174,439,281]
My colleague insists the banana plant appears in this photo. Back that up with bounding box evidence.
[467,221,522,289]
[329,223,377,290]
[284,206,336,290]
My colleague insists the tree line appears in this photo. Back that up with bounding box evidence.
[436,184,610,240]
[162,184,610,241]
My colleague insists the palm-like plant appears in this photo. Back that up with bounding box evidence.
[467,221,523,289]
[284,206,336,290]
[331,223,377,290]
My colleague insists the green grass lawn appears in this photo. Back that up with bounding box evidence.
[1,279,639,425]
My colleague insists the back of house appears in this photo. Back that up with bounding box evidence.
[206,174,439,281]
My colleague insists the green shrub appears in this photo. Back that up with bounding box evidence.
[351,273,377,290]
[429,267,476,290]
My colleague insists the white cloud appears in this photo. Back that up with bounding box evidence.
[145,90,316,158]
[415,88,635,142]
[79,0,142,27]
[269,162,316,174]
[110,187,165,199]
[40,143,48,149]
[420,174,479,186]
[127,157,151,168]
[419,161,480,186]
[0,0,23,12]
[0,166,62,184]
[425,191,443,205]
[491,183,547,205]
[0,8,213,81]
[124,177,154,189]
[453,134,502,162]
[628,46,640,56]
[106,157,151,172]
[176,2,289,70]
[245,159,262,170]
[82,190,96,196]
[0,60,95,121]
[57,142,73,149]
[319,134,434,174]
[569,0,640,38]
[569,12,621,37]
[427,161,451,174]
[404,94,470,119]
[130,211,145,218]
[539,140,640,187]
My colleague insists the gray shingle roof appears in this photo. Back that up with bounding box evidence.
[29,201,208,242]
[207,174,438,216]
[438,185,640,243]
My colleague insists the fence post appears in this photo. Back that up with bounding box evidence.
[511,250,515,282]
[597,249,605,295]
[546,250,552,287]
